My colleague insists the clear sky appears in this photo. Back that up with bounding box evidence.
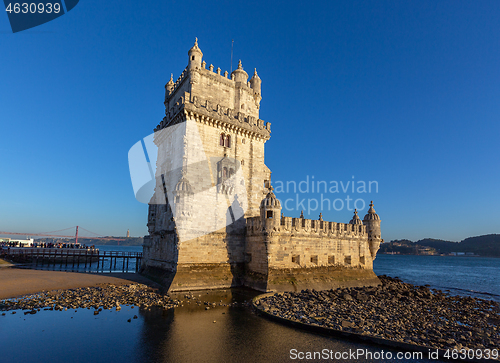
[1,0,499,242]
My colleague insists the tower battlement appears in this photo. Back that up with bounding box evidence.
[166,62,261,104]
[159,39,267,140]
[246,216,367,237]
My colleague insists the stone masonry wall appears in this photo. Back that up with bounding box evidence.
[246,216,373,271]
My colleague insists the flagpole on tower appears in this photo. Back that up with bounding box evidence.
[230,39,234,74]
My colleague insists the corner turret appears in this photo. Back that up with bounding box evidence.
[188,38,203,70]
[249,68,261,94]
[260,186,281,230]
[363,201,382,259]
[349,209,363,225]
[165,74,174,103]
[249,68,262,107]
[231,60,248,83]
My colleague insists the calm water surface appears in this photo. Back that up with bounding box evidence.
[1,248,498,363]
[374,254,500,302]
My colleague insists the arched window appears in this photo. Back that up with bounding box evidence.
[220,134,225,146]
[223,167,228,178]
[225,135,231,148]
[229,168,234,177]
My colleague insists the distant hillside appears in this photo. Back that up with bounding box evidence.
[79,237,144,246]
[380,234,500,257]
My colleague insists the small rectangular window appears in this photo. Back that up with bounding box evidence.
[328,255,335,265]
[310,255,318,265]
[266,211,273,219]
[292,255,300,264]
[344,256,352,265]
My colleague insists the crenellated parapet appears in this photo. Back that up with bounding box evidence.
[246,215,367,237]
[159,39,268,140]
[167,66,189,97]
[155,91,271,140]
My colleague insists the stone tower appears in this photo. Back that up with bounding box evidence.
[259,186,282,231]
[159,38,271,217]
[141,39,272,291]
[140,40,382,293]
[363,201,382,259]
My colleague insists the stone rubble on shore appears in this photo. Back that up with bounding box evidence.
[256,276,500,352]
[0,284,179,313]
[0,284,254,316]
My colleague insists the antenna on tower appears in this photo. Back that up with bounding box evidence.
[230,39,234,74]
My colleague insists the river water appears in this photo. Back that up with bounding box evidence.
[1,249,499,363]
[373,254,500,302]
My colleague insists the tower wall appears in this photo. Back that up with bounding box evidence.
[245,216,380,292]
[141,41,272,291]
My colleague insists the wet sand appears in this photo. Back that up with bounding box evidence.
[0,267,157,299]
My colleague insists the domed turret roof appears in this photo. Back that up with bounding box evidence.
[231,60,248,83]
[188,38,203,56]
[260,187,281,209]
[363,201,380,221]
[165,73,174,91]
[175,175,193,194]
[250,68,261,81]
[349,209,363,225]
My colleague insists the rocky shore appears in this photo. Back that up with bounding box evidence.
[255,276,500,352]
[0,284,178,314]
[0,284,253,315]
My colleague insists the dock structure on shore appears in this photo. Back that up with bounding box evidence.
[1,248,142,273]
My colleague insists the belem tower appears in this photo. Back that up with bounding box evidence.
[140,39,383,292]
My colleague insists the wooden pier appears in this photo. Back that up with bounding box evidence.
[1,248,142,273]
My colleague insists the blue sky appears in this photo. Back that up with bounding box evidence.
[1,0,499,241]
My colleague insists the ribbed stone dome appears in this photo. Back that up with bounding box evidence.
[175,176,193,194]
[250,68,261,82]
[363,201,380,221]
[349,209,363,225]
[260,189,281,209]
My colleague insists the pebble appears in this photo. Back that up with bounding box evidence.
[0,284,179,313]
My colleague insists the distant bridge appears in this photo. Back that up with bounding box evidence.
[0,226,125,243]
